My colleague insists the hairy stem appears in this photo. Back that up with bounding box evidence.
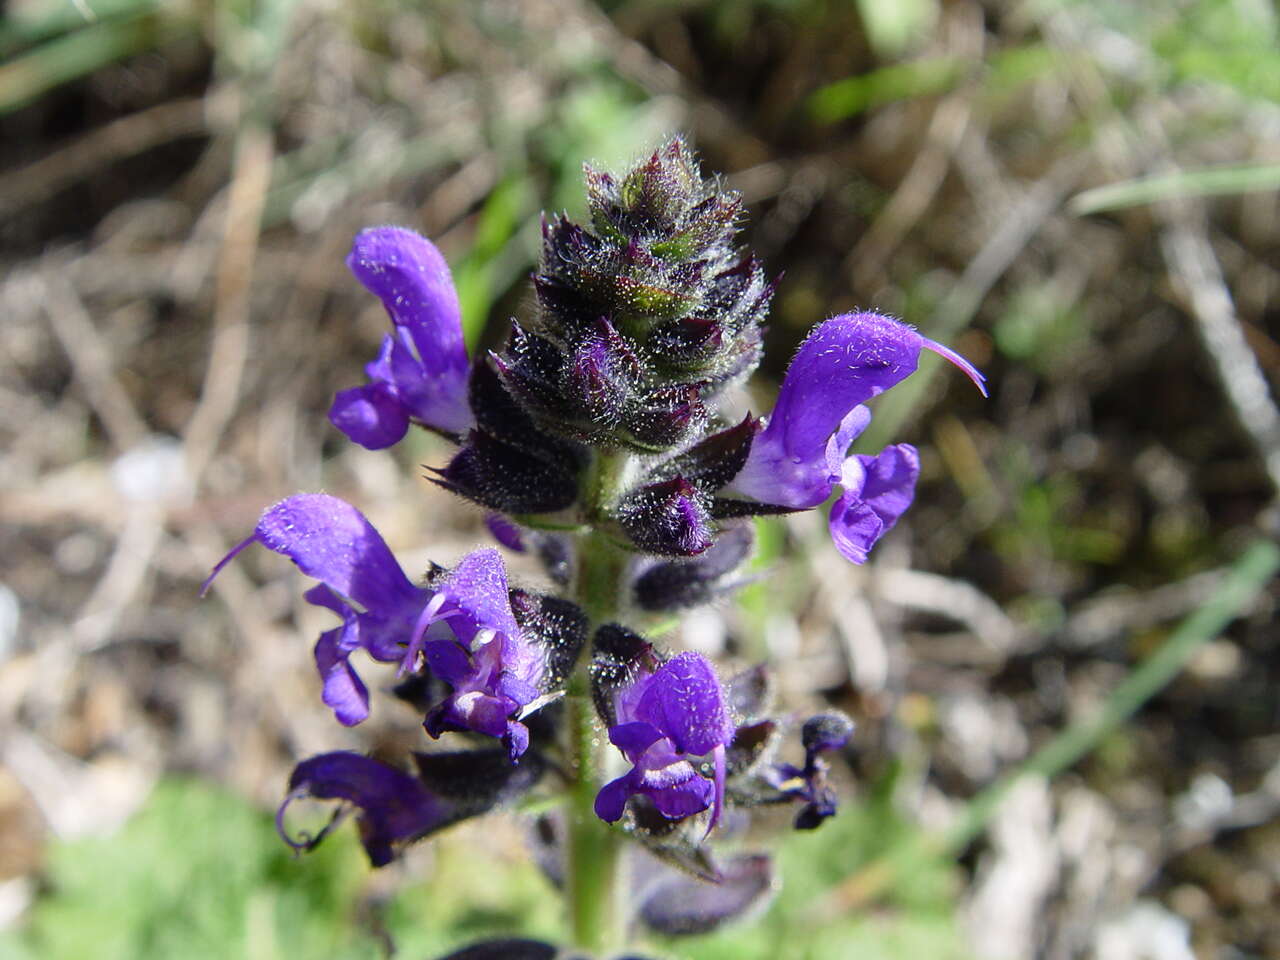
[564,451,632,953]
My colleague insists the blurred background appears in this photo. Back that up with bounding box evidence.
[1,0,1278,957]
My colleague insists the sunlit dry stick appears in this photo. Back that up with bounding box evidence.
[42,275,149,452]
[181,118,273,487]
[1159,209,1280,497]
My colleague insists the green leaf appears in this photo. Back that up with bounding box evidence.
[454,176,533,350]
[0,6,182,116]
[809,56,963,124]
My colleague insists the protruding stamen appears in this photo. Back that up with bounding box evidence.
[200,534,257,596]
[403,592,450,676]
[922,337,989,397]
[704,743,727,840]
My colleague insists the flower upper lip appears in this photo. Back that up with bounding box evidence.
[328,226,474,449]
[725,311,985,563]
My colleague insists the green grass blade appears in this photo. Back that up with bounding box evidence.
[0,9,179,115]
[942,537,1280,855]
[453,176,533,350]
[808,56,963,123]
[1070,163,1280,215]
[0,0,158,56]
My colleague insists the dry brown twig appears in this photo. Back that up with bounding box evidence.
[847,2,984,290]
[1158,207,1280,497]
[0,99,208,220]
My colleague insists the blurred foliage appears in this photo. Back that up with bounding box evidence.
[0,769,967,960]
[1152,0,1279,101]
[0,0,187,114]
[677,757,967,960]
[0,780,376,960]
[0,780,564,960]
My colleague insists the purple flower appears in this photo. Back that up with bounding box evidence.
[278,751,449,867]
[203,493,426,725]
[760,712,854,830]
[417,550,548,761]
[328,227,474,448]
[731,312,985,562]
[484,512,526,552]
[279,747,545,867]
[203,494,545,758]
[827,443,920,564]
[595,651,735,834]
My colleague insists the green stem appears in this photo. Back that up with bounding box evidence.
[564,451,632,953]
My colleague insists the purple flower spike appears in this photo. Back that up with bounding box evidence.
[279,752,448,867]
[203,494,430,726]
[595,651,735,834]
[330,227,474,448]
[729,312,983,561]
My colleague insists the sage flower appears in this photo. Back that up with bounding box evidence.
[731,312,986,561]
[204,494,557,758]
[329,226,473,447]
[595,650,735,831]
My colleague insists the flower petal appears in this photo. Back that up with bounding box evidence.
[850,442,919,526]
[733,313,922,508]
[327,380,411,450]
[314,629,370,726]
[253,494,420,612]
[503,719,530,762]
[824,404,871,478]
[595,772,636,822]
[278,752,448,867]
[347,226,467,381]
[434,548,519,643]
[828,443,919,563]
[206,507,427,726]
[645,765,713,820]
[344,227,473,437]
[827,497,883,565]
[421,637,472,685]
[484,513,526,552]
[424,689,520,742]
[635,651,734,757]
[609,721,665,757]
[595,761,713,824]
